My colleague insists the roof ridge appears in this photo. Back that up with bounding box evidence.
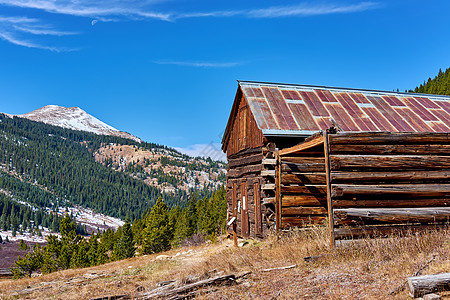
[237,80,450,100]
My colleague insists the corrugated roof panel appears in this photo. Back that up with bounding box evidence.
[415,97,441,109]
[237,81,450,136]
[403,97,439,122]
[262,87,299,130]
[324,103,359,131]
[288,103,319,131]
[300,91,330,116]
[247,97,278,130]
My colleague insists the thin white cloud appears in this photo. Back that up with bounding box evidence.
[0,31,65,51]
[154,60,242,68]
[0,1,380,50]
[175,143,226,162]
[13,25,78,36]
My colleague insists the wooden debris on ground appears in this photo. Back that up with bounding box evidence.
[89,271,252,300]
[408,272,450,298]
[262,264,297,272]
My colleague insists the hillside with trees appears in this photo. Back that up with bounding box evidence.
[410,67,450,95]
[0,113,225,241]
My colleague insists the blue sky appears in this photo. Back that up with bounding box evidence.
[1,0,450,159]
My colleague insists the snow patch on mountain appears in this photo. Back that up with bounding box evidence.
[17,105,141,142]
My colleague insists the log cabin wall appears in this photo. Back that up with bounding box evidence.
[278,134,328,229]
[327,132,450,243]
[225,91,267,238]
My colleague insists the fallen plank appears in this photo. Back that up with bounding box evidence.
[262,264,297,272]
[408,272,450,298]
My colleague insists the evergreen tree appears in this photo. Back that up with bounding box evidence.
[113,217,135,260]
[18,240,29,251]
[142,197,172,254]
[11,243,43,278]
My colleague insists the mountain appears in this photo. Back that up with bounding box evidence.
[17,105,142,143]
[0,108,226,241]
[410,67,450,95]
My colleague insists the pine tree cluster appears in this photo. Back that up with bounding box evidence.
[410,67,450,95]
[11,187,227,278]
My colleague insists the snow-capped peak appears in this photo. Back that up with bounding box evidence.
[16,105,142,142]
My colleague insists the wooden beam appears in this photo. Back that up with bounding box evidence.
[281,195,327,207]
[281,185,327,195]
[331,155,450,170]
[332,184,450,198]
[331,170,450,183]
[333,198,450,209]
[262,197,275,205]
[281,216,327,227]
[262,158,276,165]
[282,162,325,173]
[334,207,450,224]
[261,170,276,176]
[282,206,328,215]
[279,134,324,156]
[282,173,326,185]
[228,153,263,168]
[330,144,450,155]
[323,130,335,249]
[262,184,275,190]
[275,148,281,231]
[328,132,450,145]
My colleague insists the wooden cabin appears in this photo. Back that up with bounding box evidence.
[221,81,450,245]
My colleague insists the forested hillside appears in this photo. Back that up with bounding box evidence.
[0,114,225,228]
[411,67,450,95]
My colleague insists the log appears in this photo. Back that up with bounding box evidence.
[331,155,450,170]
[228,153,263,168]
[334,224,450,239]
[282,206,328,215]
[282,173,326,184]
[332,184,450,198]
[329,132,450,145]
[282,157,325,164]
[138,274,236,299]
[281,185,327,195]
[281,216,327,227]
[261,170,275,176]
[330,144,450,155]
[333,198,450,209]
[227,164,262,178]
[282,162,325,173]
[331,170,450,183]
[262,158,276,165]
[408,273,450,298]
[262,184,275,190]
[281,195,327,207]
[228,147,263,160]
[263,197,275,205]
[334,207,450,224]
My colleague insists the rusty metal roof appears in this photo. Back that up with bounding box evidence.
[239,81,450,136]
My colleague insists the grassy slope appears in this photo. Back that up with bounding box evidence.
[1,227,449,299]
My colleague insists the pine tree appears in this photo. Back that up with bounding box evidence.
[142,197,173,254]
[11,243,43,278]
[113,217,135,260]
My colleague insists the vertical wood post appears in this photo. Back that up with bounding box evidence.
[275,148,282,231]
[323,130,335,249]
[232,183,238,247]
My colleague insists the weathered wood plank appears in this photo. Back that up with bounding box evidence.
[330,144,450,155]
[228,153,263,168]
[282,157,325,164]
[334,224,450,239]
[261,170,276,176]
[333,198,450,209]
[331,170,450,182]
[275,149,281,231]
[281,216,327,227]
[332,184,450,198]
[281,185,327,195]
[324,129,335,249]
[331,155,450,170]
[408,273,450,298]
[329,132,450,145]
[334,207,450,224]
[262,184,275,190]
[263,197,275,205]
[281,195,327,207]
[227,164,262,179]
[282,162,325,173]
[262,158,276,165]
[282,206,327,215]
[279,134,324,156]
[282,173,326,184]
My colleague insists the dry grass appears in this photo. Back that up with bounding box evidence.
[1,227,449,299]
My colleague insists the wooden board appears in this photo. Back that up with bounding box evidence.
[332,184,450,198]
[331,170,450,182]
[329,132,450,145]
[330,144,450,155]
[331,155,450,170]
[281,195,327,207]
[333,198,450,209]
[282,173,326,184]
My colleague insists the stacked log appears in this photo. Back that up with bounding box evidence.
[328,132,450,240]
